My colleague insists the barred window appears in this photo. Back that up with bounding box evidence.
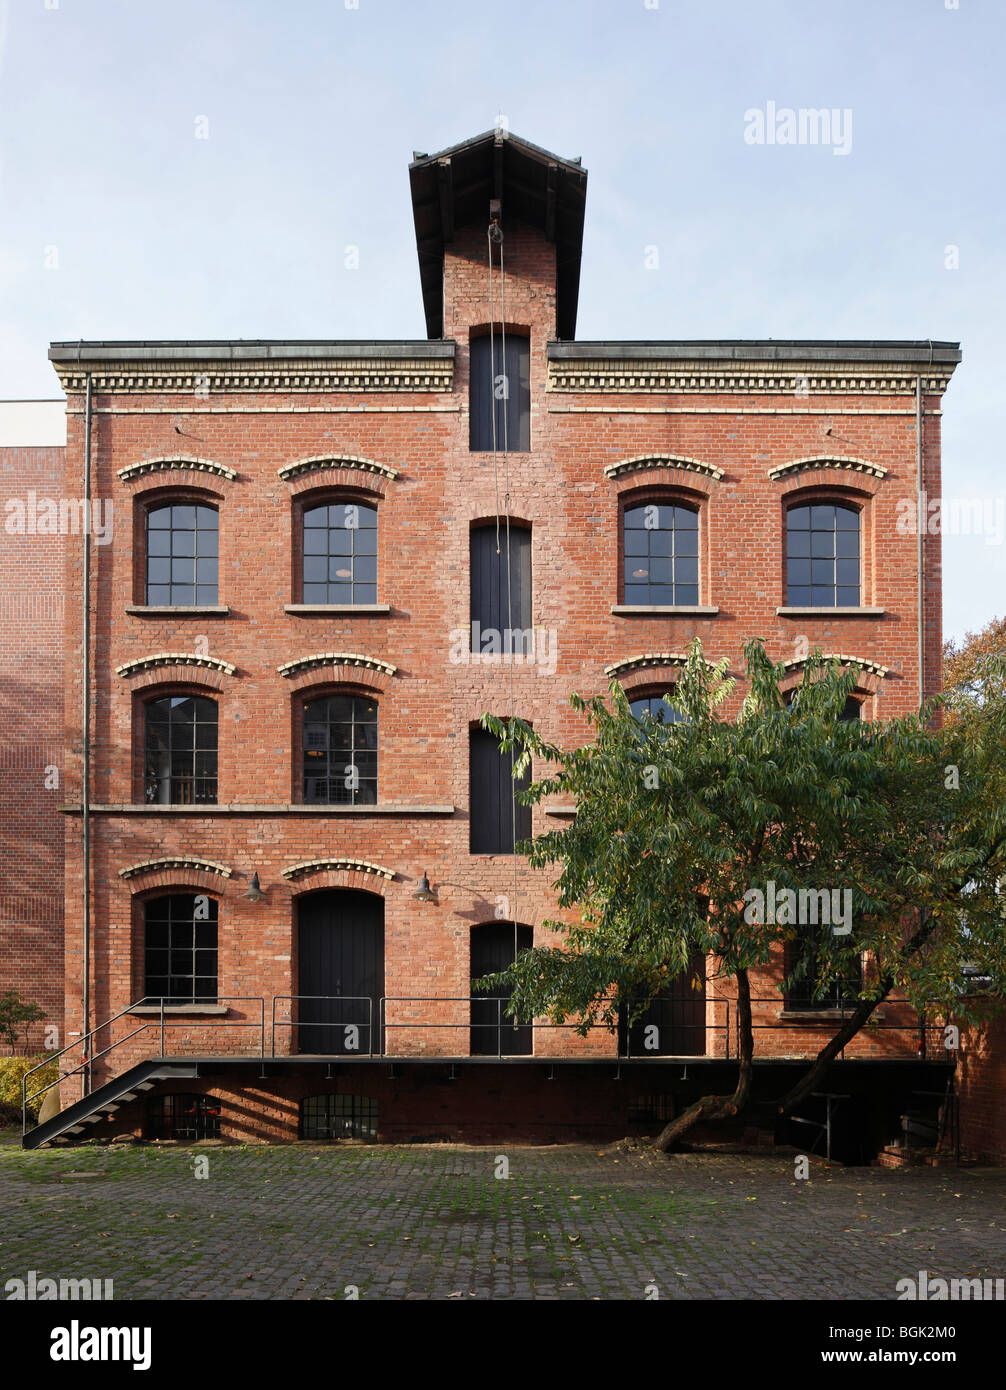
[146,503,218,606]
[144,695,218,805]
[623,503,699,606]
[300,1094,378,1141]
[786,503,860,607]
[144,894,218,1003]
[303,502,377,605]
[302,694,378,805]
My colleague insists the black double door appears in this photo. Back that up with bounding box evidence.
[470,922,533,1056]
[297,890,384,1055]
[618,949,707,1057]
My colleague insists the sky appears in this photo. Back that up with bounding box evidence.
[0,0,1003,643]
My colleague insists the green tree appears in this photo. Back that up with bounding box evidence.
[0,989,46,1054]
[479,639,1006,1151]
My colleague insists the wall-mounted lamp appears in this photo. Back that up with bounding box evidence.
[243,872,266,904]
[412,871,436,904]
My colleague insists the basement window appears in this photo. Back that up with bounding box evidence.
[301,1094,378,1141]
[148,1093,221,1141]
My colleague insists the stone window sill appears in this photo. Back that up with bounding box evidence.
[126,605,230,617]
[284,604,392,615]
[128,1004,229,1016]
[779,1009,881,1022]
[611,605,720,617]
[776,607,885,618]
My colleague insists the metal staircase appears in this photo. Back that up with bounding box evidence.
[22,1061,200,1149]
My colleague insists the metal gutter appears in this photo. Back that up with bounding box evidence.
[49,340,455,364]
[548,340,962,366]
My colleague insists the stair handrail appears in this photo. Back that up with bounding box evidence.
[21,994,267,1137]
[21,995,158,1135]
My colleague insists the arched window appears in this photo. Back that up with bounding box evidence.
[145,502,218,606]
[144,894,218,1002]
[302,501,377,605]
[786,503,860,607]
[302,694,377,805]
[143,695,218,805]
[629,690,685,724]
[623,503,698,606]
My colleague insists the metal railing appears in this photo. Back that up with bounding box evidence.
[21,996,265,1136]
[22,991,953,1136]
[271,996,376,1057]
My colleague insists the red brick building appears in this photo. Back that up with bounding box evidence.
[20,130,984,1154]
[0,403,67,1056]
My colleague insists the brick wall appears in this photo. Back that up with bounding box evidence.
[0,446,66,1052]
[45,210,977,1143]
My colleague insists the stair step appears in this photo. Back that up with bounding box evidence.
[67,1126,85,1134]
[136,1082,155,1091]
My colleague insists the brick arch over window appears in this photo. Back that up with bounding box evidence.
[118,456,237,486]
[605,455,723,493]
[116,655,235,692]
[280,653,400,692]
[278,455,400,493]
[119,859,232,895]
[780,654,889,719]
[282,860,395,896]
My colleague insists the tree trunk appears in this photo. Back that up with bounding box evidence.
[775,989,890,1117]
[777,907,938,1116]
[653,968,754,1152]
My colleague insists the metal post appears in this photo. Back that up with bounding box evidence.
[160,998,165,1056]
[497,998,502,1060]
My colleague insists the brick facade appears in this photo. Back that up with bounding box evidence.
[15,129,993,1154]
[0,443,65,1054]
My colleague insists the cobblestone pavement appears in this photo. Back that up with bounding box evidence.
[1,1131,1003,1300]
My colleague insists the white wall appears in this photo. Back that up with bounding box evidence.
[0,400,67,447]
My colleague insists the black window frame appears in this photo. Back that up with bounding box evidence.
[143,893,218,1004]
[469,332,531,452]
[785,502,861,608]
[629,689,685,725]
[300,1094,378,1141]
[623,501,699,607]
[147,1092,221,1141]
[145,501,219,607]
[143,693,218,805]
[301,693,378,806]
[301,499,378,606]
[784,932,862,1012]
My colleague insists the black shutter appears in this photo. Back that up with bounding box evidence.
[469,334,530,452]
[618,948,707,1057]
[297,890,384,1054]
[469,727,532,853]
[470,524,531,637]
[470,923,533,1055]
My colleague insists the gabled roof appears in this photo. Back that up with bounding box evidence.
[409,129,588,341]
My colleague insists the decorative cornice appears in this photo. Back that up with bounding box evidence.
[53,359,453,395]
[281,857,395,882]
[781,654,889,678]
[548,362,954,396]
[119,855,232,880]
[277,652,397,679]
[117,456,237,483]
[278,454,399,483]
[116,653,236,678]
[603,454,723,482]
[769,455,888,482]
